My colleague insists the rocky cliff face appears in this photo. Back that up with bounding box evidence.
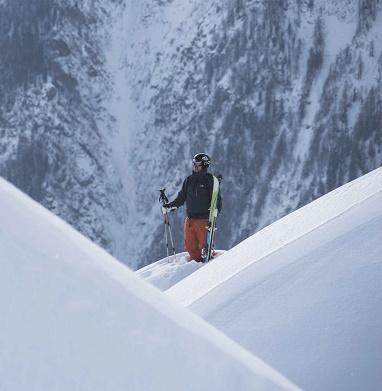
[1,0,381,268]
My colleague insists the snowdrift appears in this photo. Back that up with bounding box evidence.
[137,251,225,290]
[0,178,298,391]
[167,167,382,391]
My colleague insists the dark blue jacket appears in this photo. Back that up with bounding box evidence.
[169,171,222,219]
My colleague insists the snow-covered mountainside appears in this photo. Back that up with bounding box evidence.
[1,1,381,268]
[0,1,132,264]
[0,177,299,391]
[120,0,382,267]
[163,167,382,391]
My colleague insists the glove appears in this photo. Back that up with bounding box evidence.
[162,203,177,214]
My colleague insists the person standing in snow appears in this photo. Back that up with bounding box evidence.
[163,153,222,262]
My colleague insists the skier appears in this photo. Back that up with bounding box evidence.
[163,153,222,262]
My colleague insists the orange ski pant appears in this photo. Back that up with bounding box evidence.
[184,217,208,262]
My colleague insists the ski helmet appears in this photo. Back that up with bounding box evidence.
[192,153,211,168]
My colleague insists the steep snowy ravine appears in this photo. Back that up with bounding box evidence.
[0,1,381,269]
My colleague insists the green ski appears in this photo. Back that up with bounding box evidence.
[202,174,222,263]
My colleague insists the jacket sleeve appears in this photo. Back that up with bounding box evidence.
[169,178,187,208]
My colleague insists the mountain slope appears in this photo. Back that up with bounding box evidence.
[0,177,299,391]
[121,0,382,266]
[0,1,381,269]
[0,0,132,264]
[166,167,382,391]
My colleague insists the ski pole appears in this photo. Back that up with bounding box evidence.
[167,214,176,256]
[159,189,176,261]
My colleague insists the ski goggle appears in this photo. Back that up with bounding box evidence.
[192,159,203,166]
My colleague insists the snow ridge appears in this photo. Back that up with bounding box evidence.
[0,177,299,391]
[167,166,382,307]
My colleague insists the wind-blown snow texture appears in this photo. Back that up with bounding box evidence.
[0,1,381,268]
[0,177,299,391]
[165,166,382,391]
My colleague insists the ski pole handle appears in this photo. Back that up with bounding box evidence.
[159,188,169,205]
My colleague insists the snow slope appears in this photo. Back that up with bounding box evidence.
[137,251,225,291]
[0,178,299,391]
[166,167,382,391]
